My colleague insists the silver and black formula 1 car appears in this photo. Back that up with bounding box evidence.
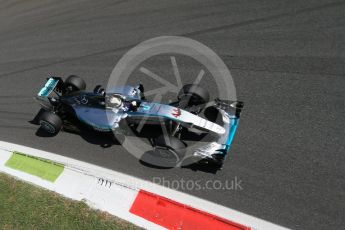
[34,75,243,169]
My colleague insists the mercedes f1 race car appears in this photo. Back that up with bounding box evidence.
[34,75,243,169]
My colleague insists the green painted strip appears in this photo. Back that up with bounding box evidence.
[5,152,64,182]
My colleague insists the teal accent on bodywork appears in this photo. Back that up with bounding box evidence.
[141,105,151,111]
[225,117,239,147]
[38,78,58,97]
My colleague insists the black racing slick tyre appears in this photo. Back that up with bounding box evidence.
[39,111,62,135]
[64,75,86,92]
[178,84,210,107]
[150,135,186,167]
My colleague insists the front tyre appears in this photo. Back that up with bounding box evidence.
[39,111,62,135]
[149,135,186,168]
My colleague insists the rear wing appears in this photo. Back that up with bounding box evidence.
[36,77,64,110]
[37,77,63,98]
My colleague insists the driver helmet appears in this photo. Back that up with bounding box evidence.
[107,94,123,108]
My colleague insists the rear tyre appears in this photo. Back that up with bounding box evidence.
[178,84,209,107]
[64,75,86,93]
[39,111,62,135]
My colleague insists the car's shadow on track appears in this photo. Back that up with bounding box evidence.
[30,109,120,148]
[139,151,219,174]
[76,130,118,148]
[182,163,219,174]
[32,123,219,173]
[34,124,119,148]
[30,111,219,174]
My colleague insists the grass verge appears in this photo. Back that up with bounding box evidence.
[0,173,140,230]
